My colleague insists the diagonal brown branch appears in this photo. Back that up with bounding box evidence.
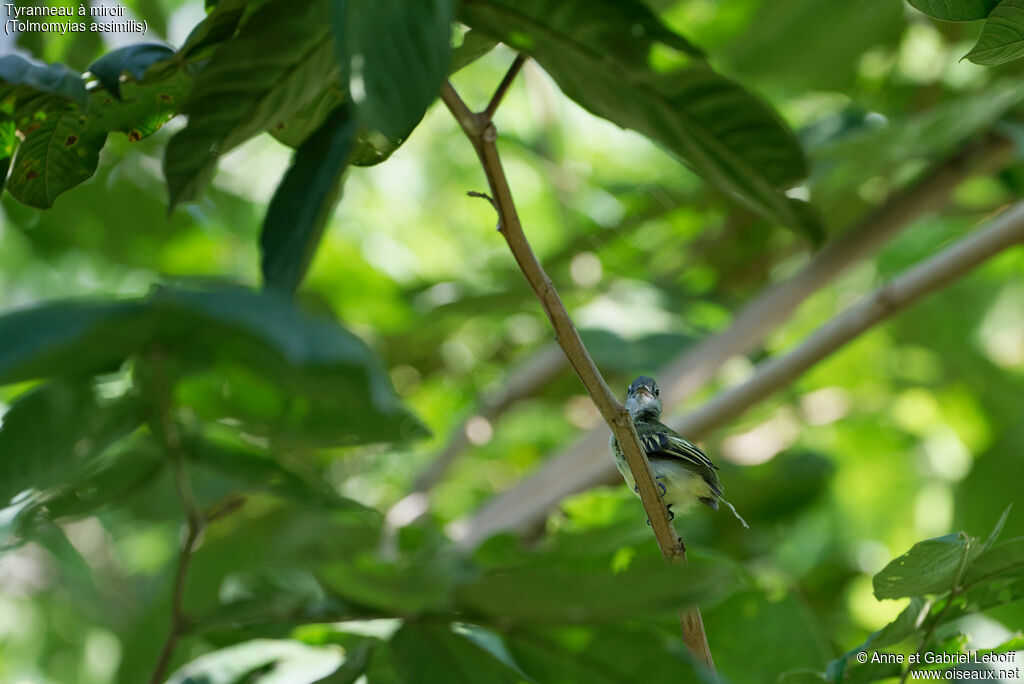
[440,58,716,671]
[453,132,1012,545]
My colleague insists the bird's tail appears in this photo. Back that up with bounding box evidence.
[720,496,749,529]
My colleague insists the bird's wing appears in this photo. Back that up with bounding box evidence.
[639,431,718,471]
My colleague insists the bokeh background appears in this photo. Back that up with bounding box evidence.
[2,0,1024,682]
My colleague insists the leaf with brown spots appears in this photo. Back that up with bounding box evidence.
[6,111,106,208]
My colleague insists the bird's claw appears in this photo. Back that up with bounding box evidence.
[646,505,675,525]
[655,476,667,497]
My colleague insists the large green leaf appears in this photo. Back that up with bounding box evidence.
[449,30,498,74]
[873,532,982,599]
[320,553,464,613]
[389,623,525,684]
[186,429,366,511]
[0,379,144,506]
[86,43,175,100]
[166,639,346,683]
[824,597,930,682]
[5,110,107,208]
[459,0,817,236]
[455,553,729,623]
[908,0,999,20]
[964,537,1024,586]
[179,0,249,61]
[0,299,152,384]
[164,0,340,206]
[966,0,1024,64]
[261,104,356,293]
[84,65,191,140]
[0,286,427,446]
[0,54,87,118]
[504,624,716,684]
[149,286,428,445]
[332,0,453,140]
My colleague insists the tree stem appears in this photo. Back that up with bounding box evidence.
[439,58,716,672]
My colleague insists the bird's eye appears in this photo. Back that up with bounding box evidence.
[654,387,660,396]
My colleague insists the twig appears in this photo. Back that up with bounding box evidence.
[483,54,526,121]
[900,537,973,683]
[149,455,204,684]
[142,352,207,684]
[452,133,1013,545]
[440,58,716,671]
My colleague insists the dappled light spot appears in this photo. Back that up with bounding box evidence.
[721,409,799,465]
[649,42,692,73]
[570,252,603,287]
[465,415,493,445]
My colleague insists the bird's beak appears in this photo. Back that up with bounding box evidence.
[634,386,653,399]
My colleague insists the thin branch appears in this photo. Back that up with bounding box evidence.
[149,472,202,684]
[440,71,716,670]
[143,352,207,684]
[452,132,1013,546]
[484,54,527,120]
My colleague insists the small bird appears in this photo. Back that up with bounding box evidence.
[610,376,748,528]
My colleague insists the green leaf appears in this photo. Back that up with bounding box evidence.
[86,43,175,100]
[389,623,525,684]
[270,87,344,148]
[504,624,717,684]
[825,597,930,681]
[0,379,144,506]
[909,0,999,21]
[873,532,982,599]
[0,54,87,116]
[966,1,1024,64]
[164,0,340,206]
[151,286,428,446]
[983,504,1012,550]
[166,639,346,683]
[459,0,817,237]
[84,64,190,140]
[186,429,366,511]
[456,553,729,623]
[450,30,498,73]
[0,287,427,446]
[320,553,463,613]
[262,104,356,293]
[964,537,1024,586]
[10,436,163,540]
[0,299,152,385]
[5,110,107,208]
[333,0,453,140]
[180,0,249,61]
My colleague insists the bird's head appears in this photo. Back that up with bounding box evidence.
[625,375,662,419]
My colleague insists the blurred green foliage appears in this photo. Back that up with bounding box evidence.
[2,0,1024,682]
